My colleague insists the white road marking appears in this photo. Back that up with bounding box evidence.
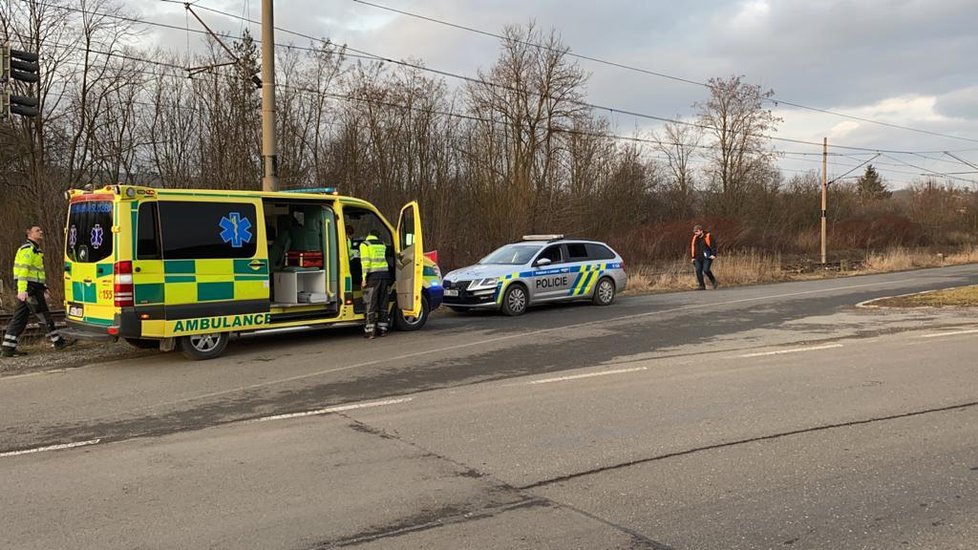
[919,328,978,338]
[0,438,101,458]
[252,397,413,423]
[529,367,648,385]
[738,344,843,358]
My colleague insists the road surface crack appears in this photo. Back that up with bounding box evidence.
[519,400,978,490]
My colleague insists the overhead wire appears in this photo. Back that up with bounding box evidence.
[351,0,978,146]
[18,0,978,181]
[181,2,978,160]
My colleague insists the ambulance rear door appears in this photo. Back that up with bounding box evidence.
[64,194,118,328]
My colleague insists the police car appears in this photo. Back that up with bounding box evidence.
[442,235,627,316]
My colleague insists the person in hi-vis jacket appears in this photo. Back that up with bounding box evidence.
[3,225,73,357]
[690,224,718,290]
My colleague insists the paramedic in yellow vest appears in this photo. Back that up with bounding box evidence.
[346,225,359,259]
[358,230,392,339]
[3,225,72,357]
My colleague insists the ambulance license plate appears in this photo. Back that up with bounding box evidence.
[68,304,84,317]
[444,289,459,297]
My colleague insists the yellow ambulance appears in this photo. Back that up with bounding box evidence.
[62,185,434,359]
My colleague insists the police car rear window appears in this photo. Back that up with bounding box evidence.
[67,201,114,263]
[585,243,616,260]
[566,243,588,261]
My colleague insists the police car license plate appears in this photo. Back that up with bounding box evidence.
[444,289,459,297]
[68,304,84,317]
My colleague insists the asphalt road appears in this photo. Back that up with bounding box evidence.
[1,265,977,549]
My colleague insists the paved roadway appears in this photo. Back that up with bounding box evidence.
[1,265,977,549]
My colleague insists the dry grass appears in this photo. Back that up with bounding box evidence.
[625,250,784,293]
[868,285,978,308]
[863,246,978,272]
[625,246,978,294]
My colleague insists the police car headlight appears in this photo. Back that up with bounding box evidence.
[469,277,498,290]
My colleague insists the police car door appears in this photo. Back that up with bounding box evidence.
[395,201,424,317]
[530,244,571,302]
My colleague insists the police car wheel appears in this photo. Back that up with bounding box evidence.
[393,295,429,332]
[592,277,616,306]
[501,284,528,316]
[179,332,229,360]
[124,337,160,350]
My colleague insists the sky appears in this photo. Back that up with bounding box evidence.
[131,0,978,188]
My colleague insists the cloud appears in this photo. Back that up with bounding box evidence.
[935,87,978,120]
[119,0,978,187]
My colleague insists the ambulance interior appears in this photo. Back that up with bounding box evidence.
[263,201,340,316]
[342,206,396,314]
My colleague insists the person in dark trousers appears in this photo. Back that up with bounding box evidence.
[690,224,718,290]
[3,225,72,357]
[358,230,393,339]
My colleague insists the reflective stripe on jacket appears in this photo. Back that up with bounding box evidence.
[358,236,389,280]
[13,240,46,292]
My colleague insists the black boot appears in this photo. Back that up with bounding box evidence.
[54,339,76,350]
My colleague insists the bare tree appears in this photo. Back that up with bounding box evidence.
[466,23,588,235]
[652,120,701,218]
[695,75,781,216]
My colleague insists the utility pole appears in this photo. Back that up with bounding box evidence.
[821,137,828,264]
[260,0,279,192]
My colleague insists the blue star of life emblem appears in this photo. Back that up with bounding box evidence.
[219,212,253,248]
[91,224,104,249]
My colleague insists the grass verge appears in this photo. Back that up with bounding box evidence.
[623,246,978,294]
[864,286,978,308]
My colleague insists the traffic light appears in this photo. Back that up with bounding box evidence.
[2,45,41,118]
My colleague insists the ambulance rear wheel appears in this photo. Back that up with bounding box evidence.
[501,284,528,316]
[179,332,229,360]
[394,295,430,331]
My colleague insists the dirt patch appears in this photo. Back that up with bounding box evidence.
[0,340,156,377]
[863,285,978,308]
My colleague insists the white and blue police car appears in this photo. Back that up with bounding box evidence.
[442,235,628,316]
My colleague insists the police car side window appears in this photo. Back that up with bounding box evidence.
[585,243,616,260]
[538,245,562,264]
[566,243,588,262]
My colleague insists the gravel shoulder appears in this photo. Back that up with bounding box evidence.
[0,340,156,377]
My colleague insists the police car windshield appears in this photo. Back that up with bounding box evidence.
[479,243,542,265]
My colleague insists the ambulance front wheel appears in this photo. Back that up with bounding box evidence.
[179,332,230,360]
[394,295,430,331]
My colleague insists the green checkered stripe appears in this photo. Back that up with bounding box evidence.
[135,259,269,305]
[69,262,114,304]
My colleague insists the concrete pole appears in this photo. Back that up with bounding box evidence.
[821,137,827,264]
[260,0,279,192]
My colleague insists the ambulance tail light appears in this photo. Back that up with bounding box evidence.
[114,261,134,307]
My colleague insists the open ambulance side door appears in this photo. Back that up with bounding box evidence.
[395,201,423,317]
